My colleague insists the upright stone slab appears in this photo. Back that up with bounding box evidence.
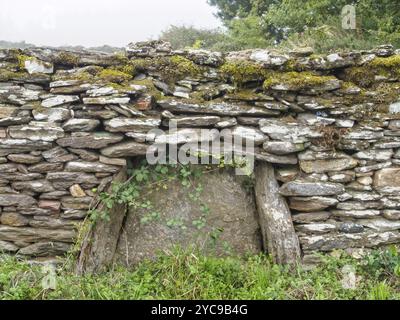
[254,162,301,265]
[76,168,128,274]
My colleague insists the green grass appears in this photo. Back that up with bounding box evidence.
[0,247,399,300]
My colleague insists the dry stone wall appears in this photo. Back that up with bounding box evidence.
[1,40,400,261]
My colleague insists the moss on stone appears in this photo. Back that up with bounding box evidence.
[131,78,164,101]
[0,69,26,81]
[97,69,132,84]
[263,71,337,91]
[342,66,376,88]
[54,52,80,67]
[128,55,202,84]
[16,54,34,70]
[343,55,400,88]
[219,60,269,86]
[369,55,400,69]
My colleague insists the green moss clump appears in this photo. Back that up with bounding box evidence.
[16,54,34,70]
[128,55,202,85]
[97,69,133,84]
[263,71,337,91]
[343,55,400,88]
[342,66,376,88]
[219,60,269,86]
[54,52,80,67]
[0,69,26,81]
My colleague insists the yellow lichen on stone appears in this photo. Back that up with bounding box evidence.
[16,54,34,70]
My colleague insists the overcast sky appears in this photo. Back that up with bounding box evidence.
[0,0,222,47]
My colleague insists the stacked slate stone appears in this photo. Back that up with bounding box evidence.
[1,40,400,259]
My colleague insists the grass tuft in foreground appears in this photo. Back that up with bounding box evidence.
[0,247,399,300]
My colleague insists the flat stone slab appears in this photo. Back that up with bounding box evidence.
[279,181,345,196]
[57,132,124,149]
[114,169,262,266]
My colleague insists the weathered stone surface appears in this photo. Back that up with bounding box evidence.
[296,223,337,234]
[99,155,127,166]
[57,132,124,149]
[32,108,71,122]
[100,141,148,157]
[104,117,161,132]
[24,59,53,74]
[0,105,18,118]
[159,100,277,116]
[0,240,19,252]
[69,184,86,198]
[41,95,79,108]
[28,162,63,173]
[0,194,36,207]
[292,212,331,224]
[62,209,88,220]
[253,163,301,265]
[224,126,266,146]
[61,196,92,210]
[276,167,299,183]
[68,148,99,162]
[77,169,128,274]
[29,217,77,229]
[0,116,32,127]
[7,154,42,164]
[42,146,75,163]
[383,210,400,221]
[289,197,338,212]
[329,171,355,183]
[259,119,322,143]
[0,212,30,227]
[354,149,393,161]
[82,95,130,105]
[0,226,75,243]
[337,201,381,210]
[374,168,400,194]
[263,141,306,155]
[46,172,100,189]
[38,200,61,213]
[215,117,237,129]
[331,210,381,219]
[300,231,400,251]
[0,139,52,156]
[300,157,358,174]
[18,241,71,256]
[62,119,100,132]
[164,115,221,127]
[9,122,64,142]
[65,161,120,173]
[359,218,400,232]
[12,180,55,193]
[155,129,219,145]
[344,130,384,140]
[280,181,345,196]
[339,222,364,234]
[254,150,298,165]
